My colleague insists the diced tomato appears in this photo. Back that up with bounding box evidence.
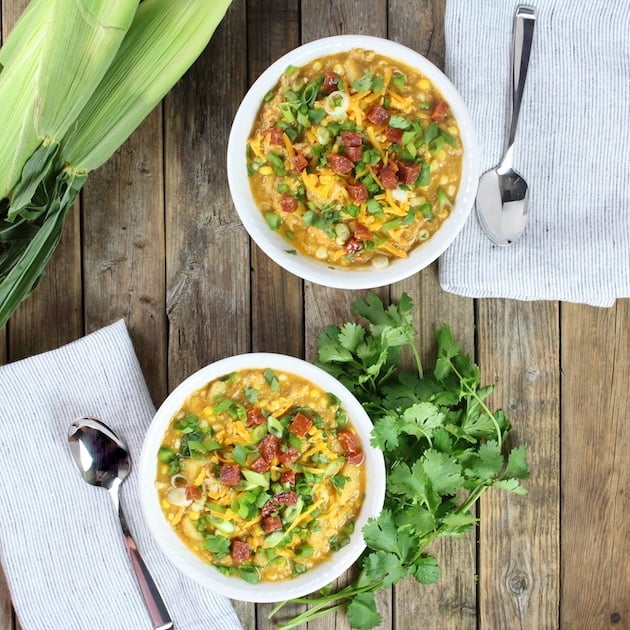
[258,434,281,462]
[353,221,372,242]
[327,153,354,174]
[246,407,265,426]
[385,126,404,144]
[347,182,368,203]
[251,457,271,473]
[379,165,398,189]
[430,100,449,122]
[322,71,340,94]
[341,131,363,147]
[289,411,313,437]
[263,127,284,145]
[185,485,202,501]
[345,146,363,162]
[278,445,300,465]
[220,463,241,486]
[262,516,283,533]
[230,540,251,563]
[292,153,309,172]
[280,469,296,487]
[366,105,389,126]
[396,161,420,185]
[344,237,362,255]
[279,194,298,213]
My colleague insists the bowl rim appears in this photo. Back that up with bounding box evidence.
[227,34,479,289]
[138,351,386,602]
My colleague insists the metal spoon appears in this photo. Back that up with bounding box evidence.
[68,417,174,630]
[476,5,536,246]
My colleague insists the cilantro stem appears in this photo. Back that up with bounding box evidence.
[411,343,423,379]
[446,358,503,447]
[275,602,347,629]
[269,580,385,628]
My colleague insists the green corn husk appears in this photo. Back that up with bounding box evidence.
[61,0,233,172]
[0,7,49,202]
[0,0,47,72]
[0,0,138,220]
[0,0,233,328]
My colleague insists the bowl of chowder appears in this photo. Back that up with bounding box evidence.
[139,352,386,602]
[227,35,478,289]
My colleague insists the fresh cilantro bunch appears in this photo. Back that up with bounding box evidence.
[269,293,529,630]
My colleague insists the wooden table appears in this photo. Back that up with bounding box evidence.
[1,1,628,629]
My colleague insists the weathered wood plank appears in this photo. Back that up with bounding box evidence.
[164,1,250,386]
[476,300,560,629]
[248,0,304,359]
[82,108,167,406]
[560,300,630,628]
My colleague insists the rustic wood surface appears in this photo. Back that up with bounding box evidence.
[1,1,629,629]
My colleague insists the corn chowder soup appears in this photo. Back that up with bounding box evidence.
[156,368,365,583]
[247,48,463,269]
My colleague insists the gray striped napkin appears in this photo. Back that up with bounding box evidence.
[0,321,241,630]
[439,0,630,306]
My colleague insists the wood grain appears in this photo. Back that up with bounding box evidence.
[560,301,630,629]
[247,0,304,359]
[164,1,250,387]
[82,108,167,406]
[476,300,560,629]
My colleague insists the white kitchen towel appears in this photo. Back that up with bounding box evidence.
[439,0,630,306]
[0,321,242,630]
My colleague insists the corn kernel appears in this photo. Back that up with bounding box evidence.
[259,165,273,175]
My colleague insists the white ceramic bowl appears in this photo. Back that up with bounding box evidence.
[139,352,386,602]
[227,34,478,289]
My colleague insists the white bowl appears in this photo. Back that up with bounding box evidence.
[139,352,386,602]
[227,34,479,289]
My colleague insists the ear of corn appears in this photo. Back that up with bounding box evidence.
[61,0,233,172]
[0,0,233,327]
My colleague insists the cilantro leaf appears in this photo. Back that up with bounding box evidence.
[338,322,366,351]
[440,511,478,536]
[347,592,382,630]
[362,510,399,555]
[387,462,429,503]
[361,550,407,587]
[411,555,440,584]
[465,440,504,480]
[495,478,528,495]
[370,414,402,451]
[399,402,445,442]
[422,449,464,496]
[504,444,530,480]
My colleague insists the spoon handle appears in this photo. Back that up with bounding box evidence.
[505,6,536,158]
[116,498,174,629]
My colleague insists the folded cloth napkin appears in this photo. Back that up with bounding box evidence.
[439,0,630,306]
[0,321,242,630]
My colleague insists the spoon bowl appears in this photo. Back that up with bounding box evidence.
[476,166,529,245]
[69,417,173,630]
[476,5,536,246]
